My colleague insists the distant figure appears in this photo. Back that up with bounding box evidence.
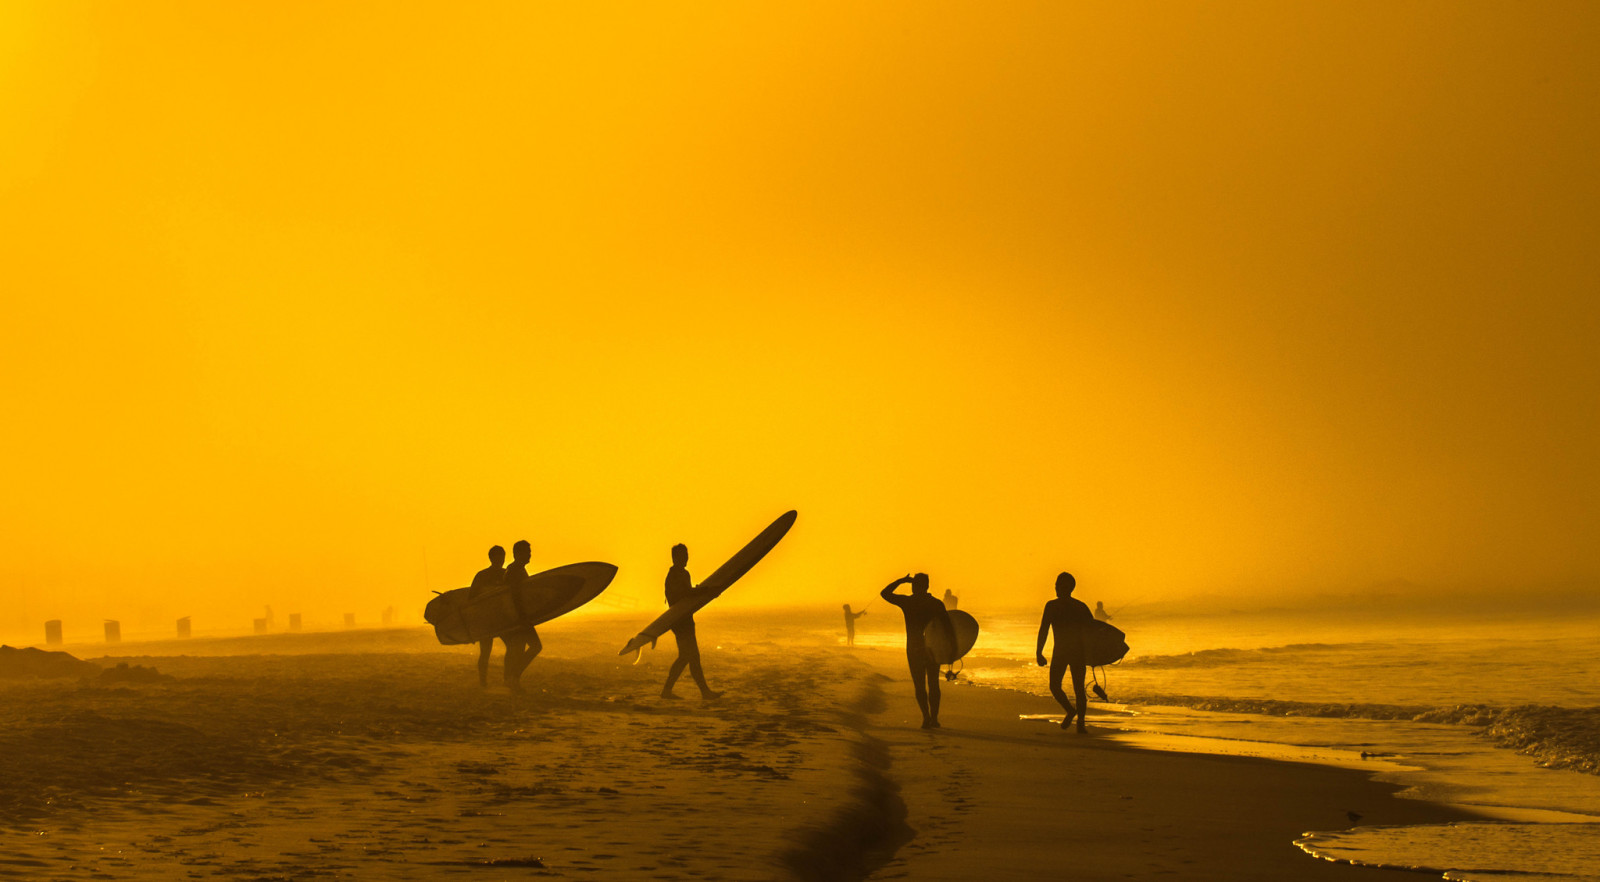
[942,589,959,611]
[843,603,868,646]
[468,545,507,687]
[661,543,721,699]
[1093,601,1112,622]
[499,540,543,693]
[265,605,275,629]
[882,573,944,729]
[1037,572,1093,733]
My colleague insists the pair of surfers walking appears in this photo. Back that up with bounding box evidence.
[882,570,1094,733]
[468,541,719,698]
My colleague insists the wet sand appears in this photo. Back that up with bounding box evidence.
[1,614,1478,879]
[854,647,1483,881]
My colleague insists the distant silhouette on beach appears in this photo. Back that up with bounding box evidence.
[499,540,543,693]
[661,543,721,700]
[882,573,944,729]
[467,545,507,687]
[1093,601,1112,622]
[942,589,959,611]
[1038,572,1093,732]
[843,603,868,646]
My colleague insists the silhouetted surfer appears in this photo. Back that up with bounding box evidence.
[942,589,959,611]
[661,543,721,700]
[500,540,543,694]
[843,603,867,646]
[882,573,944,729]
[1037,572,1093,733]
[1093,601,1112,622]
[467,545,507,687]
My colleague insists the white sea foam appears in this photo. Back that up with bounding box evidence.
[1298,822,1600,882]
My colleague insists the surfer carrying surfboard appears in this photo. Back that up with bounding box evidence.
[1037,572,1094,733]
[499,540,543,694]
[468,545,507,687]
[660,543,722,700]
[881,573,946,729]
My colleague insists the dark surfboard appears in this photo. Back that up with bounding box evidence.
[923,609,980,665]
[1085,619,1129,666]
[619,510,797,656]
[425,561,617,645]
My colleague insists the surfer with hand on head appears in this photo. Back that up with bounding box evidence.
[499,540,543,694]
[661,543,722,700]
[467,545,508,687]
[1037,571,1094,733]
[881,573,945,729]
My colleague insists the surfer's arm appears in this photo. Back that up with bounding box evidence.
[880,575,912,603]
[686,583,721,604]
[1036,604,1052,666]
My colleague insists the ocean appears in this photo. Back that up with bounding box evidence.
[847,601,1600,882]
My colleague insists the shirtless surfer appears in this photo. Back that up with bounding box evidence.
[499,540,543,694]
[661,543,721,700]
[881,573,945,729]
[1037,571,1093,732]
[467,545,507,687]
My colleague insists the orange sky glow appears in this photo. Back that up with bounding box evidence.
[3,2,1597,641]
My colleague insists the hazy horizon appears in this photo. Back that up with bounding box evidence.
[4,2,1596,640]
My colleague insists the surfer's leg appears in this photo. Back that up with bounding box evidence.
[1049,653,1076,725]
[509,629,541,683]
[907,649,932,725]
[477,639,493,687]
[683,636,720,698]
[662,627,689,697]
[503,637,527,691]
[925,661,942,727]
[1070,662,1089,733]
[662,657,687,697]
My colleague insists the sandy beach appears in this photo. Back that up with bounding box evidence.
[1,614,1481,880]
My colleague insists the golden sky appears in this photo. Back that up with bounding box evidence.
[4,2,1597,639]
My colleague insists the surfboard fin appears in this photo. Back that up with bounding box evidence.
[630,647,643,665]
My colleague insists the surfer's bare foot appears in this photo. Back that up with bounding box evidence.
[660,690,681,700]
[920,718,935,729]
[1061,713,1076,730]
[699,690,722,700]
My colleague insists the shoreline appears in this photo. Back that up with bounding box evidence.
[846,645,1485,880]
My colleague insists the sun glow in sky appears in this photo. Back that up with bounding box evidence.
[3,2,1597,640]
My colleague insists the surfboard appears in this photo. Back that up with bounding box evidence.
[618,510,798,657]
[1085,619,1129,666]
[923,609,979,665]
[425,561,618,646]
